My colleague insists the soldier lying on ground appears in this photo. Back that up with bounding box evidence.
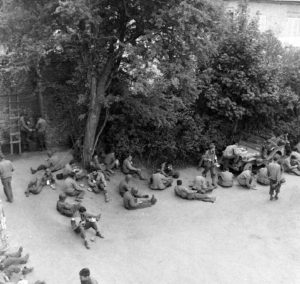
[30,150,74,174]
[174,180,216,203]
[25,169,55,197]
[0,247,33,283]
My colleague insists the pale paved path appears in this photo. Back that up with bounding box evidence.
[2,151,300,284]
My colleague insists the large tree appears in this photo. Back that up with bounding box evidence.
[0,0,224,164]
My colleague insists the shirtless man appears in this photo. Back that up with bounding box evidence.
[149,172,173,190]
[237,169,256,189]
[190,176,216,193]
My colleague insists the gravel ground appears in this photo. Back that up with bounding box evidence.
[2,151,300,284]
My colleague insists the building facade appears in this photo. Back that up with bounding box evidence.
[224,0,300,46]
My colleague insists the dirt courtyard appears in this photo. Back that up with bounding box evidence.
[2,151,300,284]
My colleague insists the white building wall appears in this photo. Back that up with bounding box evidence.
[225,1,300,46]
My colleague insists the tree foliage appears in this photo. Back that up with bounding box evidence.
[1,1,300,162]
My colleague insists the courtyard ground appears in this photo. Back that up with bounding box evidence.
[2,151,300,284]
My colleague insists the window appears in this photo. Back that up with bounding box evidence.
[258,14,267,31]
[286,17,300,36]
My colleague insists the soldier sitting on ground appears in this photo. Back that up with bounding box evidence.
[282,154,300,176]
[56,194,81,217]
[160,161,179,179]
[71,206,104,249]
[122,154,146,180]
[123,188,157,210]
[217,170,234,187]
[87,171,109,202]
[237,168,256,189]
[118,175,149,198]
[59,172,85,201]
[190,175,216,193]
[103,148,119,174]
[149,171,173,190]
[257,166,270,185]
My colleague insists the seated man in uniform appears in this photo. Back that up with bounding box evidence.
[90,154,111,180]
[217,170,233,187]
[122,154,146,180]
[237,169,256,189]
[149,171,173,190]
[103,149,119,174]
[118,174,149,198]
[123,188,157,210]
[119,174,133,197]
[56,194,81,217]
[87,170,109,202]
[190,176,216,193]
[60,172,85,201]
[257,166,270,185]
[174,180,216,203]
[31,150,74,174]
[160,161,179,178]
[71,206,104,249]
[282,155,300,176]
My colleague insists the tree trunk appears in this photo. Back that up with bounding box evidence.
[36,63,44,117]
[82,58,114,166]
[83,73,101,167]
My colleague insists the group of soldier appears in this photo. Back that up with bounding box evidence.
[0,132,298,283]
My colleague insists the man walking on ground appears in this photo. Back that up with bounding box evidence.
[79,268,98,284]
[0,154,14,203]
[35,115,47,151]
[267,156,284,201]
